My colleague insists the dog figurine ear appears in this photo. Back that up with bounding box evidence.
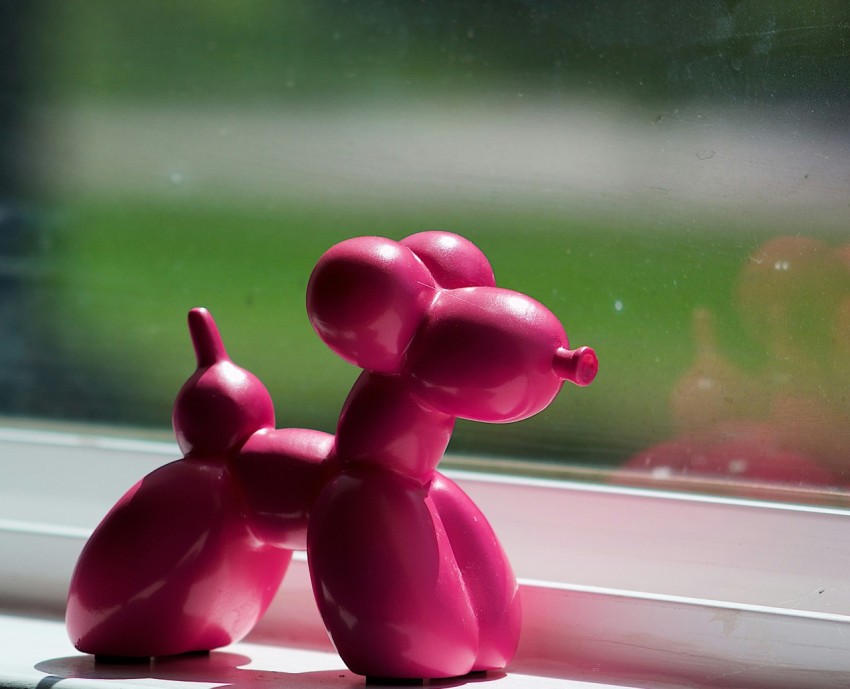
[307,236,436,374]
[400,231,495,289]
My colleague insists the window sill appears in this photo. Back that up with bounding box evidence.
[0,611,646,689]
[1,425,848,688]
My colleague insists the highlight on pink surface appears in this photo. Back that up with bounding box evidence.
[399,230,496,289]
[66,307,290,658]
[233,427,334,550]
[173,308,275,457]
[66,231,599,679]
[305,236,436,375]
[65,458,292,658]
[554,346,599,387]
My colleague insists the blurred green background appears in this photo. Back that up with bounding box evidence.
[2,1,849,473]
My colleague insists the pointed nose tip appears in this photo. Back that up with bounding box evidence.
[554,346,598,387]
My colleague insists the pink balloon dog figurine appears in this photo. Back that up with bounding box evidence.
[66,231,598,680]
[66,310,292,658]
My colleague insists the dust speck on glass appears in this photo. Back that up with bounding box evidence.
[1,1,848,504]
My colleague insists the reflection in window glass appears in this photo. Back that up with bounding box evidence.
[3,1,849,501]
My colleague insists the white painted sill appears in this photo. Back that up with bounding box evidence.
[1,425,848,688]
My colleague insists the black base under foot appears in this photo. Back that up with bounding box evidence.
[365,671,491,685]
[366,677,424,686]
[94,655,151,665]
[174,650,211,658]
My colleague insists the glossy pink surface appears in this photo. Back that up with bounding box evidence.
[67,309,290,657]
[234,427,334,550]
[309,468,480,678]
[173,309,275,457]
[399,230,496,289]
[334,371,455,485]
[67,231,598,679]
[306,236,436,374]
[66,458,291,657]
[428,473,522,671]
[405,286,578,422]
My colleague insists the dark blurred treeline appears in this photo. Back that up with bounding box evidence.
[19,0,850,111]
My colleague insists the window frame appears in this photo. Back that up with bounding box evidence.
[1,423,848,688]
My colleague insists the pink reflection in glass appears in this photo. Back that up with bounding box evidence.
[620,236,850,497]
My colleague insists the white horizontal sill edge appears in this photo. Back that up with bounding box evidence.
[1,425,849,688]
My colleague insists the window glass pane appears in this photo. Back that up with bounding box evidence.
[3,1,849,502]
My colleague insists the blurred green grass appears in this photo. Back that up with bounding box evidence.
[46,199,762,465]
[14,0,850,470]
